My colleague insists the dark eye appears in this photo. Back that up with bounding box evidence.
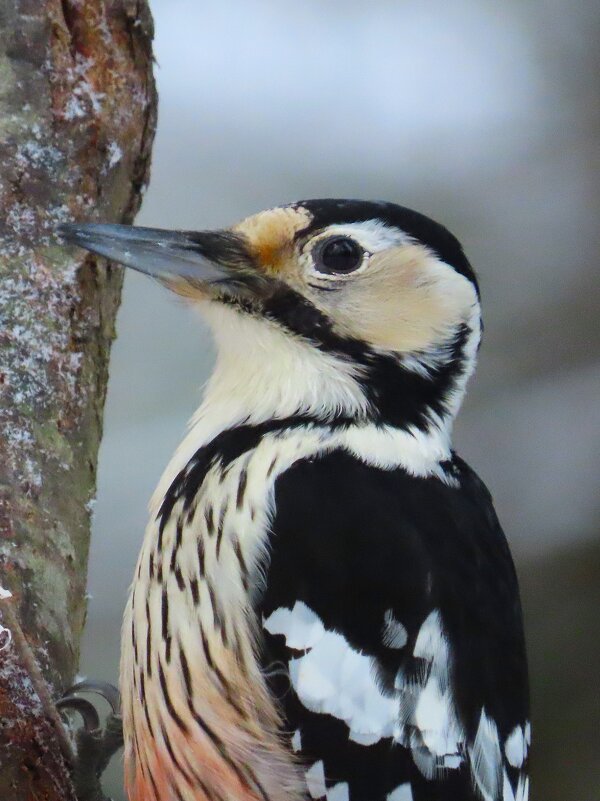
[313,236,364,275]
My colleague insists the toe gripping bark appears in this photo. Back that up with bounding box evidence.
[57,681,124,801]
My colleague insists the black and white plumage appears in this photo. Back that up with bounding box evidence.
[60,199,530,801]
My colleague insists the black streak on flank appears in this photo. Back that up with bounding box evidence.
[158,660,189,734]
[148,768,160,800]
[190,576,201,606]
[200,628,215,671]
[143,697,154,739]
[175,566,185,592]
[169,547,178,576]
[175,517,184,552]
[236,469,248,510]
[197,538,205,578]
[161,589,169,643]
[233,538,249,593]
[160,721,195,788]
[188,706,260,801]
[207,581,223,634]
[205,505,215,536]
[179,643,193,700]
[216,507,226,560]
[172,782,187,801]
[145,600,152,678]
[132,619,138,664]
[177,642,255,800]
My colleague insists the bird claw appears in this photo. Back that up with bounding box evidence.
[57,680,124,801]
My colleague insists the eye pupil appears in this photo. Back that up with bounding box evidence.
[316,236,363,274]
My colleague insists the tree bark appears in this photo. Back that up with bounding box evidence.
[0,2,156,799]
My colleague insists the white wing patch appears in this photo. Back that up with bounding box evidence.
[265,601,397,745]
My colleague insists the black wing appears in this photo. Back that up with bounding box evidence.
[256,449,529,801]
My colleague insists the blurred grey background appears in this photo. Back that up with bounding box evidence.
[79,1,600,799]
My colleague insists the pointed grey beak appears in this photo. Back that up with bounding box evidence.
[57,223,266,296]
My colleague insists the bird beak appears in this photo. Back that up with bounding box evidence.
[57,223,270,299]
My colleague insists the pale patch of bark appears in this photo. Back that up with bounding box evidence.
[0,2,156,799]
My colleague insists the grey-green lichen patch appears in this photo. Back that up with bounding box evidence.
[0,249,84,490]
[22,552,72,646]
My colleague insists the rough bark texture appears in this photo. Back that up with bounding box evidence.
[0,2,156,799]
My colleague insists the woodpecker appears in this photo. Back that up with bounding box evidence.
[60,199,530,801]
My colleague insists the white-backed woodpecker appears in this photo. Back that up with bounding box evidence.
[60,199,530,801]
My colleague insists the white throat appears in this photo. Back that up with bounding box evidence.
[151,303,476,512]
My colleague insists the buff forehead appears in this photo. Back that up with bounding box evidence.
[232,205,314,273]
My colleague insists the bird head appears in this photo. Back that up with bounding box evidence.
[59,199,481,434]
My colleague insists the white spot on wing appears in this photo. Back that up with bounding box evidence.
[291,728,302,752]
[503,771,529,801]
[517,776,529,801]
[326,782,349,801]
[505,724,527,768]
[395,610,464,773]
[387,783,413,801]
[269,602,397,745]
[469,708,502,801]
[382,609,408,649]
[305,760,327,799]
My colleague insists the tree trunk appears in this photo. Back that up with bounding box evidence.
[0,2,156,799]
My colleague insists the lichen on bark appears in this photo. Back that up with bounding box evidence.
[0,2,156,798]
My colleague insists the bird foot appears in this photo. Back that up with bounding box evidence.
[57,680,124,801]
